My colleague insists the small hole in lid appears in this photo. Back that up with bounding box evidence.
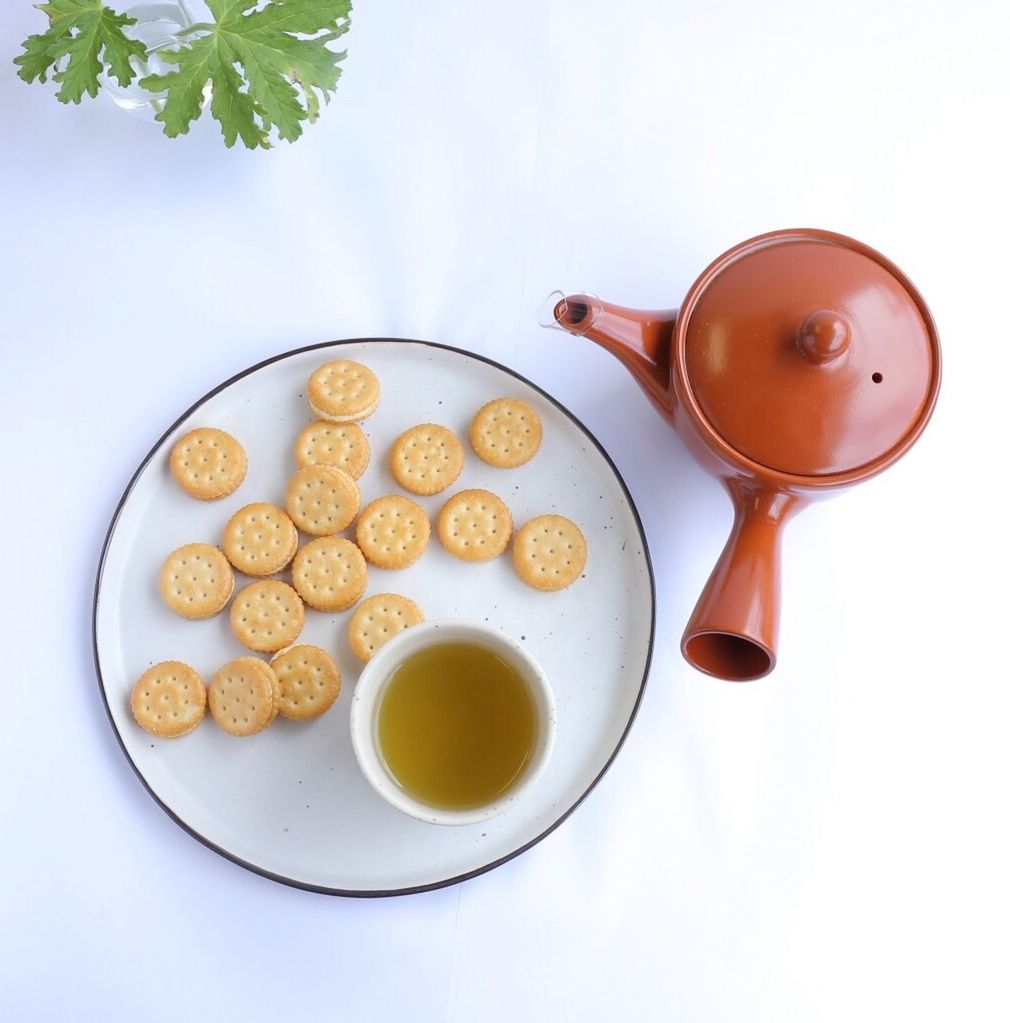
[872,372,883,383]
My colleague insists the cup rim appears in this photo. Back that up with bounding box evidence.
[349,620,557,827]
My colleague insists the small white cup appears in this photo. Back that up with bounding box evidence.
[349,620,557,826]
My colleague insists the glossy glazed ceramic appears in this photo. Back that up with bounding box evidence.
[554,228,941,681]
[350,621,557,827]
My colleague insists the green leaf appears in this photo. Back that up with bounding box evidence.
[14,31,58,85]
[142,0,352,149]
[14,0,148,104]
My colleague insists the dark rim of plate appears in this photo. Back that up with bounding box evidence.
[92,338,656,898]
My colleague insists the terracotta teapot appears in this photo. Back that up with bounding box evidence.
[552,228,941,681]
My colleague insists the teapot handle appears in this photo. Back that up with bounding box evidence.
[681,480,806,681]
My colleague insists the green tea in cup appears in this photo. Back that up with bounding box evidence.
[378,642,537,810]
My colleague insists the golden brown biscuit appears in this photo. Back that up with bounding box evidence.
[130,661,207,738]
[347,593,424,662]
[169,427,247,500]
[388,423,464,496]
[208,657,279,736]
[469,398,542,468]
[437,489,513,562]
[307,360,380,423]
[230,580,305,653]
[291,536,367,612]
[265,667,283,728]
[294,421,370,478]
[355,495,430,569]
[285,465,360,536]
[512,514,587,591]
[222,503,299,577]
[270,645,341,721]
[159,543,234,620]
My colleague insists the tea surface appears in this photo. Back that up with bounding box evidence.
[378,642,536,810]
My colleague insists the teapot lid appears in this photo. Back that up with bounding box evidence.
[679,230,940,478]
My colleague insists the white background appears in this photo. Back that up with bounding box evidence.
[1,2,1008,1019]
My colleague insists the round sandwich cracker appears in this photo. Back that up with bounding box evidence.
[307,359,380,423]
[222,503,299,577]
[389,423,464,496]
[295,420,370,478]
[512,514,587,591]
[208,657,279,737]
[169,427,247,500]
[159,543,234,620]
[348,593,425,662]
[469,397,542,468]
[270,645,341,721]
[286,465,360,536]
[355,495,430,569]
[131,661,207,738]
[265,666,283,729]
[437,488,513,562]
[291,536,367,612]
[230,580,305,653]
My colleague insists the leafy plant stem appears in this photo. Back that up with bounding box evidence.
[139,61,165,113]
[16,0,352,148]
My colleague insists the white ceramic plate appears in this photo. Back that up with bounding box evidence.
[94,340,654,896]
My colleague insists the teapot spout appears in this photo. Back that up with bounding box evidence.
[553,294,677,417]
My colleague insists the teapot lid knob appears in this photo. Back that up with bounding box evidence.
[797,309,851,364]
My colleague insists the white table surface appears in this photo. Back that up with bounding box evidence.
[1,2,1007,1019]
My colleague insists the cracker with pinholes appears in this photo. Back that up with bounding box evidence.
[295,421,370,478]
[131,661,207,738]
[389,423,464,496]
[159,543,234,619]
[292,536,367,612]
[437,488,513,562]
[230,580,305,653]
[470,397,542,468]
[348,593,425,662]
[355,495,430,569]
[512,514,587,591]
[271,645,341,721]
[170,427,247,499]
[286,465,360,536]
[222,503,299,577]
[208,657,280,737]
[307,359,380,423]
